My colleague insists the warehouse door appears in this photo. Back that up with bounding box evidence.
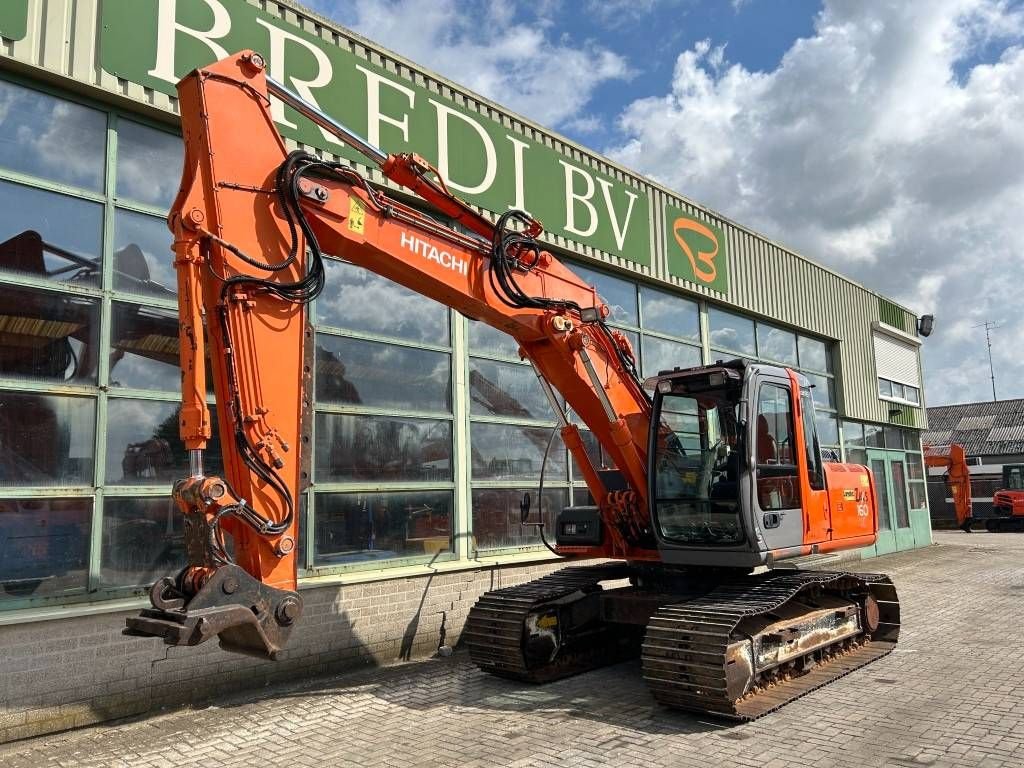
[867,450,915,553]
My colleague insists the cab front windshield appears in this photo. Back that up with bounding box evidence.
[654,391,743,546]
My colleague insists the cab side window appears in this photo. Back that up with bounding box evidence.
[756,384,801,511]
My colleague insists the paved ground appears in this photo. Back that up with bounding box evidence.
[3,531,1023,768]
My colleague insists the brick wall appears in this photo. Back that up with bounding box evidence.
[0,559,580,743]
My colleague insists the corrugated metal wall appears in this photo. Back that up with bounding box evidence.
[0,0,923,427]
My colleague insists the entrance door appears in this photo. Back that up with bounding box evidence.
[867,450,915,553]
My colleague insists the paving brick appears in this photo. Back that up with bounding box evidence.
[1,535,1023,766]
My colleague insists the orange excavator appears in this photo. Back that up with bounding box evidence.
[923,444,974,532]
[123,51,900,719]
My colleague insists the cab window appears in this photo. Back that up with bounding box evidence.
[756,384,800,511]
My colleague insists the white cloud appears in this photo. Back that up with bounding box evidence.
[607,0,1024,405]
[319,0,633,129]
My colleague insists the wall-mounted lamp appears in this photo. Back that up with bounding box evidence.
[918,314,935,337]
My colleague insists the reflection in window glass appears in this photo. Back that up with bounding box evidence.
[884,426,903,450]
[864,424,884,448]
[571,263,638,326]
[109,302,189,391]
[116,120,183,210]
[101,496,183,588]
[0,81,106,191]
[909,483,927,509]
[469,358,552,419]
[0,393,94,486]
[316,334,451,412]
[842,421,865,448]
[757,323,798,365]
[105,398,222,485]
[468,321,519,359]
[571,428,612,479]
[0,496,91,600]
[471,423,566,482]
[891,460,911,528]
[641,335,702,378]
[0,180,102,286]
[907,456,924,480]
[639,286,699,340]
[319,259,450,345]
[878,378,892,397]
[113,209,176,298]
[846,448,868,466]
[798,336,830,372]
[314,490,452,565]
[0,284,99,384]
[805,372,834,410]
[816,413,839,446]
[315,413,452,482]
[708,307,755,355]
[756,384,800,511]
[472,487,566,551]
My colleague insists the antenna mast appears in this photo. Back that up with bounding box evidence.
[974,321,1000,401]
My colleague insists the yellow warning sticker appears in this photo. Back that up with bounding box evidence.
[537,614,558,629]
[348,196,366,234]
[843,489,857,501]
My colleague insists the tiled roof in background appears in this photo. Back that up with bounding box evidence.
[926,399,1024,455]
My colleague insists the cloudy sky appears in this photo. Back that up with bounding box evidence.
[303,0,1024,407]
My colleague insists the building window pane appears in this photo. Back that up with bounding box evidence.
[319,259,450,345]
[113,209,176,299]
[109,302,187,391]
[878,378,892,397]
[842,421,865,448]
[884,426,903,450]
[316,334,451,412]
[798,336,830,373]
[472,487,566,551]
[468,322,518,359]
[639,286,699,340]
[116,120,183,210]
[105,398,222,485]
[904,386,920,405]
[315,413,452,482]
[0,180,102,287]
[907,456,924,480]
[708,307,755,356]
[469,358,553,419]
[846,448,867,466]
[903,430,921,452]
[909,482,927,509]
[641,335,702,378]
[101,496,183,588]
[864,424,884,449]
[314,490,452,565]
[471,423,566,482]
[0,81,106,192]
[757,323,798,366]
[0,496,91,600]
[0,284,99,385]
[804,372,834,410]
[815,413,839,446]
[0,392,94,486]
[571,263,638,326]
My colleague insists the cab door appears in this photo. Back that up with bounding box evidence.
[751,378,804,553]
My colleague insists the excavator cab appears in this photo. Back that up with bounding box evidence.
[646,359,875,568]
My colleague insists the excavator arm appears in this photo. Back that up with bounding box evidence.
[924,443,973,532]
[125,51,656,657]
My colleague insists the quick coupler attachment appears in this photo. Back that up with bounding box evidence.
[124,564,301,660]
